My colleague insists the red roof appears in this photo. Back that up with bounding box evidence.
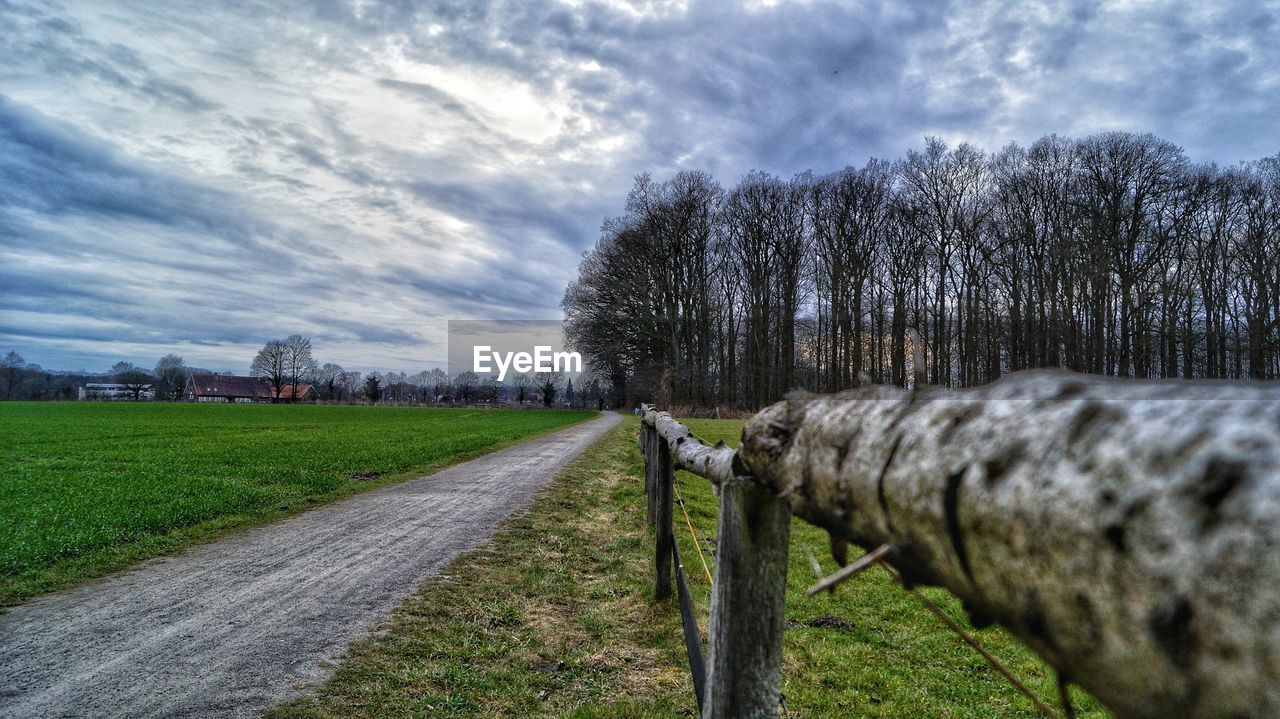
[274,384,313,400]
[188,374,274,399]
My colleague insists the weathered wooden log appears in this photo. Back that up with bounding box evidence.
[703,478,791,719]
[655,433,675,600]
[642,423,657,527]
[642,406,739,485]
[737,369,1280,719]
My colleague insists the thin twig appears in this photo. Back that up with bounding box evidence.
[802,545,824,579]
[880,562,1062,719]
[806,544,895,596]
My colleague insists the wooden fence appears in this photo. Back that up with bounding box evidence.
[639,369,1280,719]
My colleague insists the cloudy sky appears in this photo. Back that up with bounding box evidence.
[2,0,1277,373]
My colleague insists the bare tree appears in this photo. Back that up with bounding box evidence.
[251,340,288,399]
[810,161,894,390]
[153,354,187,400]
[476,375,500,403]
[340,370,363,400]
[282,334,317,401]
[316,363,345,400]
[881,198,927,387]
[424,368,450,402]
[454,370,478,404]
[111,361,153,401]
[564,215,668,406]
[382,371,410,402]
[2,351,26,400]
[1076,132,1188,377]
[1239,155,1280,378]
[723,171,804,406]
[509,372,534,404]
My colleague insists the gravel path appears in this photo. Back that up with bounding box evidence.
[0,412,621,718]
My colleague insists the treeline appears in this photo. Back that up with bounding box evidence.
[564,132,1280,408]
[309,364,603,407]
[0,352,192,401]
[254,334,602,406]
[1,342,605,408]
[2,351,93,400]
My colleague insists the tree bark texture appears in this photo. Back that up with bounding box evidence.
[642,405,740,486]
[655,431,674,601]
[737,369,1280,719]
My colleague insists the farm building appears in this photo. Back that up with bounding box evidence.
[78,383,155,401]
[184,374,274,403]
[274,383,314,401]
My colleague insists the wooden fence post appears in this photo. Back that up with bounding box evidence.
[643,424,657,528]
[654,434,674,600]
[703,478,791,719]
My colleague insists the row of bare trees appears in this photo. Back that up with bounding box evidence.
[3,341,606,407]
[251,335,318,400]
[315,366,602,407]
[564,132,1280,408]
[254,337,601,406]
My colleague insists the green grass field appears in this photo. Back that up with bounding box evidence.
[0,402,595,604]
[273,416,1111,718]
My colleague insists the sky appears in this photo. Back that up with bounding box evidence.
[2,0,1277,374]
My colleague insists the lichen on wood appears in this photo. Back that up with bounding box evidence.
[736,369,1280,719]
[642,404,740,486]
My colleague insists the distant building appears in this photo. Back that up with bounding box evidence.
[184,374,274,403]
[79,383,155,401]
[274,383,314,401]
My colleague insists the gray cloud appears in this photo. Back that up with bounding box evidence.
[0,2,219,113]
[376,78,492,131]
[0,96,265,248]
[2,0,1277,372]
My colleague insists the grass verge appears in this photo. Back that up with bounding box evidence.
[0,403,595,605]
[271,416,1111,718]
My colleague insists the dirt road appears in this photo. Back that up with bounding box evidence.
[0,412,621,718]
